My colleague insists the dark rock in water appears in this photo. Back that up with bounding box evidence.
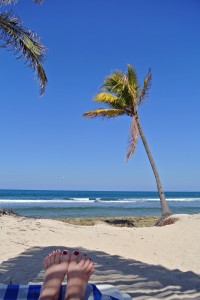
[0,208,18,216]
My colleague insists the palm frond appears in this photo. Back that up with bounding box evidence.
[102,71,124,93]
[127,64,138,88]
[126,117,138,162]
[83,108,125,119]
[94,92,126,109]
[0,11,47,94]
[121,64,139,107]
[94,92,118,103]
[104,73,135,107]
[138,68,152,105]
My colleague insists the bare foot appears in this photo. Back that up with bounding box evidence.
[39,249,70,300]
[65,250,94,300]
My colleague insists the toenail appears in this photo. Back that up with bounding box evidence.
[74,250,79,255]
[63,250,68,255]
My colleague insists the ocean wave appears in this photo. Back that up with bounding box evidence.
[0,197,200,203]
[68,198,94,202]
[147,198,200,202]
[95,198,200,202]
[0,199,95,203]
[69,197,90,201]
[167,198,200,202]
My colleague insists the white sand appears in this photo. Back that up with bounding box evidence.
[0,214,200,299]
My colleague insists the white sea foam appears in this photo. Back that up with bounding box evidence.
[167,198,200,202]
[147,198,200,202]
[0,199,95,203]
[69,198,91,202]
[99,200,139,203]
[0,197,199,204]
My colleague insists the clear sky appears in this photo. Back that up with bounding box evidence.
[0,0,199,191]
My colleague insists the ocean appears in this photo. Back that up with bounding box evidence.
[0,189,200,219]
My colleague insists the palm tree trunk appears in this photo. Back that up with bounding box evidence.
[134,113,171,218]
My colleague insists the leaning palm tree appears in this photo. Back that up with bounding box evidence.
[83,65,171,224]
[0,0,47,95]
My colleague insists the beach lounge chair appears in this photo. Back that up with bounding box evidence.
[0,283,131,300]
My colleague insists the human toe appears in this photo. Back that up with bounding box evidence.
[43,257,48,269]
[78,253,87,267]
[45,253,52,267]
[61,249,70,263]
[54,249,61,264]
[50,251,57,264]
[82,257,92,270]
[86,261,94,275]
[69,250,80,263]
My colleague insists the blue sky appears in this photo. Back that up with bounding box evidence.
[0,0,199,191]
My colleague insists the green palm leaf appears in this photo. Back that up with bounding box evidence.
[83,108,126,119]
[102,71,124,94]
[0,11,47,94]
[125,64,139,105]
[127,64,138,88]
[94,92,118,103]
[94,92,126,109]
[103,72,134,107]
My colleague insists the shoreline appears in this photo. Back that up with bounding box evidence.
[1,213,200,298]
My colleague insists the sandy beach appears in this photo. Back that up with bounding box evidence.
[0,214,200,299]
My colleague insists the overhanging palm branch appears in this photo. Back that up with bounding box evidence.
[0,11,47,94]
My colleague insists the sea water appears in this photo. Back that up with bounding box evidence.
[0,189,200,218]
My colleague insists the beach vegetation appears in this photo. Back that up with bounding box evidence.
[83,65,171,225]
[59,216,160,227]
[0,0,47,95]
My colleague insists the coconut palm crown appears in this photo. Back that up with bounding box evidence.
[83,65,171,221]
[0,0,47,95]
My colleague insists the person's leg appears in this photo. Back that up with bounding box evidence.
[39,249,70,300]
[65,250,94,300]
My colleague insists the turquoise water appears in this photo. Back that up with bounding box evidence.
[0,189,200,218]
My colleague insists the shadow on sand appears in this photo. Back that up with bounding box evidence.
[0,246,200,299]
